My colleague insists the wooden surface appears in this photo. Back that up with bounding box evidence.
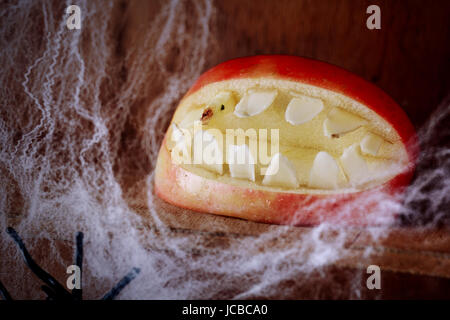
[3,201,450,299]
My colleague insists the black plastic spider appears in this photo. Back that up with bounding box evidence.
[0,227,140,300]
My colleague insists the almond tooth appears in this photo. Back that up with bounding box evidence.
[171,123,184,142]
[170,124,192,165]
[285,95,323,125]
[262,153,299,188]
[234,90,277,118]
[340,144,368,187]
[308,151,340,189]
[193,130,223,175]
[360,132,384,156]
[323,107,368,137]
[227,144,255,181]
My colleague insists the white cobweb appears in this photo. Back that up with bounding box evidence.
[0,0,448,299]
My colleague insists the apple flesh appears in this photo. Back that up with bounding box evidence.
[155,55,418,226]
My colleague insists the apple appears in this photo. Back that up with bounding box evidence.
[155,55,418,226]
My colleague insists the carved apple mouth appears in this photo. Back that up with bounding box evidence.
[166,78,409,195]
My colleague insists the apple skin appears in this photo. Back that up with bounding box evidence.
[155,55,418,226]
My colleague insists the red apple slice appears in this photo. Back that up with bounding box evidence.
[155,55,418,226]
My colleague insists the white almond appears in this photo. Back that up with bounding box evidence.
[323,107,367,137]
[170,124,192,164]
[171,123,184,142]
[193,130,223,175]
[340,144,368,187]
[227,144,255,181]
[262,153,299,188]
[285,95,324,125]
[360,132,384,156]
[308,151,340,189]
[234,90,277,118]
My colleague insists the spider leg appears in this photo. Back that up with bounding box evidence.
[6,227,72,300]
[41,285,57,300]
[102,267,141,300]
[72,231,84,300]
[0,280,13,300]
